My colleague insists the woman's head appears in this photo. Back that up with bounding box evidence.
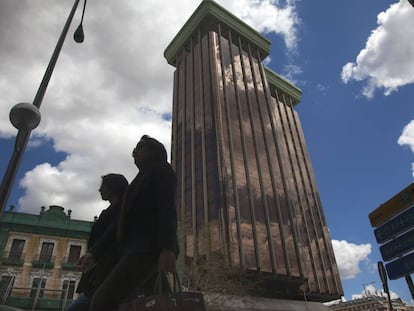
[99,174,128,201]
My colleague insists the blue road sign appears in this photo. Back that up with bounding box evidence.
[374,205,414,244]
[380,227,414,261]
[386,252,414,280]
[369,183,414,227]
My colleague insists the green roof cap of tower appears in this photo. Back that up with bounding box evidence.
[164,0,271,66]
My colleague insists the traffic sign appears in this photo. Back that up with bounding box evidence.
[374,205,414,244]
[380,227,414,261]
[369,183,414,228]
[386,252,414,280]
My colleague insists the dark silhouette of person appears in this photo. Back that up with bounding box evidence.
[81,135,178,311]
[65,173,128,311]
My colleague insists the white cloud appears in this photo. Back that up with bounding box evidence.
[0,0,299,220]
[341,0,414,98]
[341,0,414,180]
[398,119,414,179]
[351,283,399,300]
[398,120,414,153]
[222,0,300,50]
[332,240,372,280]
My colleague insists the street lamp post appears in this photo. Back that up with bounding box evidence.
[0,0,87,218]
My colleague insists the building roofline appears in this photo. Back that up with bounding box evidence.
[264,66,302,105]
[0,206,93,233]
[164,0,271,66]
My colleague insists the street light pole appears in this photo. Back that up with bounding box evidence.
[0,0,86,218]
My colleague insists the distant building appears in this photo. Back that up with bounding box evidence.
[328,296,414,311]
[165,0,343,302]
[0,205,93,310]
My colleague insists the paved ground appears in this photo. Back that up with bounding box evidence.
[0,306,25,311]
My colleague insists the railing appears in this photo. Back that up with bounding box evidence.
[61,256,79,270]
[32,254,55,268]
[0,251,25,266]
[4,287,73,311]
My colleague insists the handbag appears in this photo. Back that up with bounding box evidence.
[119,272,206,311]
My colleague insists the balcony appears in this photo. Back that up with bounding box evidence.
[61,257,79,270]
[0,251,25,266]
[4,292,74,311]
[32,255,55,269]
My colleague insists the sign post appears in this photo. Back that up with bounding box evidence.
[405,275,414,300]
[378,261,394,311]
[369,183,414,304]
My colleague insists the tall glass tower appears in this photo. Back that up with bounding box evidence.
[164,0,343,301]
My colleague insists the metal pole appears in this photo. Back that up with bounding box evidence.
[405,275,414,300]
[386,291,394,311]
[0,0,81,218]
[378,261,394,311]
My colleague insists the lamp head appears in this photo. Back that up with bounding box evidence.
[74,0,87,43]
[73,24,84,43]
[10,103,41,131]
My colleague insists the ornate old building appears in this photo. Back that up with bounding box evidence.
[329,296,414,311]
[164,0,343,302]
[0,205,92,310]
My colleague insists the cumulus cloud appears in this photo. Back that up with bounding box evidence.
[398,120,414,153]
[341,0,414,98]
[398,120,414,178]
[0,0,299,220]
[332,240,372,280]
[351,283,399,300]
[223,0,300,50]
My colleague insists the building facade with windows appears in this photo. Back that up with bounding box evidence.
[328,296,414,311]
[164,0,343,302]
[0,205,93,310]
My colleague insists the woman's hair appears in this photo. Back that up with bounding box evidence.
[138,135,168,163]
[101,174,129,198]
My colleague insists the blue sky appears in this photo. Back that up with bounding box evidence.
[1,0,414,304]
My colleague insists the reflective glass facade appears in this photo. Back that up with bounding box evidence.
[166,1,343,302]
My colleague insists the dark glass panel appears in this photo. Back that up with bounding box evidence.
[61,280,76,299]
[30,278,46,298]
[184,46,194,259]
[233,47,258,271]
[9,239,24,260]
[176,49,186,226]
[0,276,14,301]
[39,242,54,262]
[204,32,221,222]
[67,245,81,264]
[273,97,301,277]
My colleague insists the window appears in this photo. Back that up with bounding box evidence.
[61,280,76,300]
[30,278,46,298]
[9,239,24,260]
[0,276,14,303]
[39,242,54,262]
[67,245,81,264]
